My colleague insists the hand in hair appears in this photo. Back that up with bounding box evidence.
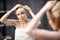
[23,5,31,11]
[16,4,23,8]
[13,4,23,10]
[44,0,57,10]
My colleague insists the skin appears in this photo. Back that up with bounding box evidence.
[25,0,60,40]
[0,0,60,40]
[0,4,40,40]
[0,4,35,28]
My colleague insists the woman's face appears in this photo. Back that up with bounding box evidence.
[15,8,27,20]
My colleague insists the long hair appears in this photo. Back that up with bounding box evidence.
[46,2,60,29]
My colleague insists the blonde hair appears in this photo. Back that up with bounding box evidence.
[46,2,60,21]
[46,2,60,29]
[52,2,60,18]
[15,7,26,14]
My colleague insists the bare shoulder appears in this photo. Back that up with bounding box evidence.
[7,19,18,22]
[2,19,19,26]
[10,19,19,24]
[7,19,17,21]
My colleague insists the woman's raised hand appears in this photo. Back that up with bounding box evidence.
[44,0,57,10]
[12,4,23,11]
[23,5,31,11]
[15,4,23,8]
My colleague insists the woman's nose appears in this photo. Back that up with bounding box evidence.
[21,15,24,17]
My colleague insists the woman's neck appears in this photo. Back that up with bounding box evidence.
[19,19,28,23]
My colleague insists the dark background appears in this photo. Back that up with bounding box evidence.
[0,0,53,40]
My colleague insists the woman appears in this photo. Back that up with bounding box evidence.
[0,0,58,40]
[25,0,60,40]
[46,1,60,31]
[0,4,36,40]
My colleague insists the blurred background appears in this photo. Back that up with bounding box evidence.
[0,0,53,40]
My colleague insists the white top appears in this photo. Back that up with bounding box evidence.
[15,28,35,40]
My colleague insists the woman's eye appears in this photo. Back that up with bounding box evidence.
[17,14,19,15]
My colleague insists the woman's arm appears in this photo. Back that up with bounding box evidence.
[0,4,22,26]
[23,5,35,18]
[29,29,60,40]
[25,1,56,32]
[26,6,41,28]
[0,4,22,22]
[23,5,41,28]
[26,1,60,40]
